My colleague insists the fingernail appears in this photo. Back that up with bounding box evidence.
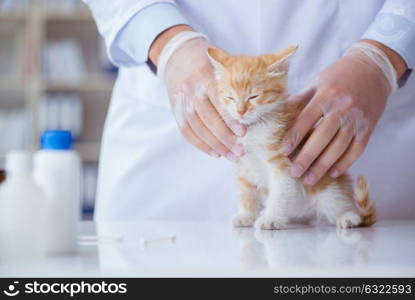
[290,164,304,178]
[231,144,244,156]
[226,152,238,163]
[231,121,245,137]
[209,151,221,158]
[304,173,317,185]
[330,169,340,178]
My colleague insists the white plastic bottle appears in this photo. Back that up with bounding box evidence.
[33,130,82,254]
[0,150,46,260]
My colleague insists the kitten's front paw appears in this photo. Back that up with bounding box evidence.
[232,212,257,227]
[336,211,362,229]
[254,215,287,230]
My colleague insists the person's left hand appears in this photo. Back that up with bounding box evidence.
[282,41,403,185]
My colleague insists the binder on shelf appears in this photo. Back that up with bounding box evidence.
[0,109,26,154]
[42,39,86,84]
[0,23,23,79]
[38,93,83,140]
[43,0,81,13]
[0,0,29,13]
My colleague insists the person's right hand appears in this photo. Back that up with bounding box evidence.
[159,33,246,161]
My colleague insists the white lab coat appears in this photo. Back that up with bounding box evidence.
[85,0,415,221]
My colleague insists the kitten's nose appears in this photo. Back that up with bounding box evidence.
[237,105,248,116]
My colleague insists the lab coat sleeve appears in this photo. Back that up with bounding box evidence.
[82,0,189,67]
[362,0,415,69]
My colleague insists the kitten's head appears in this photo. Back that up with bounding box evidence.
[208,45,298,125]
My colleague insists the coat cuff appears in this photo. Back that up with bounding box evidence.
[362,12,415,70]
[115,2,189,67]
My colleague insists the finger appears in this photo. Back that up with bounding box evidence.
[290,113,341,178]
[329,136,370,178]
[181,122,221,158]
[286,87,316,106]
[206,83,247,137]
[186,109,236,158]
[282,88,321,155]
[302,127,354,185]
[194,97,244,156]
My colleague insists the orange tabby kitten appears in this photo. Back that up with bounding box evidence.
[208,46,376,229]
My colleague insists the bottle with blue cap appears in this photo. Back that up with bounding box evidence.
[33,130,82,254]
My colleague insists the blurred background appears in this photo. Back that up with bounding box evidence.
[0,0,116,219]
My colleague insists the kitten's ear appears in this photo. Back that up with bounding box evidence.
[267,45,298,77]
[207,47,229,79]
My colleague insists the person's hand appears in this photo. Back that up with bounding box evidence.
[282,41,405,185]
[156,30,246,161]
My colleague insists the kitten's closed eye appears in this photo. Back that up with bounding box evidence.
[226,95,259,102]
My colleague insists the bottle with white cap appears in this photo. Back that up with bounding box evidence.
[33,130,82,255]
[0,150,46,260]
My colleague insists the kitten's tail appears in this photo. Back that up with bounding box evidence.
[354,176,377,226]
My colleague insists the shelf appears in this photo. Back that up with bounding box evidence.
[41,76,115,93]
[74,142,100,162]
[1,2,103,218]
[43,12,93,23]
[42,5,93,22]
[0,13,28,23]
[1,1,109,166]
[0,78,24,93]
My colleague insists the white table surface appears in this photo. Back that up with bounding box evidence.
[1,220,414,277]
